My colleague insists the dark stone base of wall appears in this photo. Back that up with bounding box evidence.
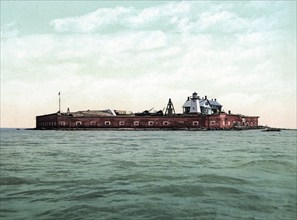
[34,126,263,131]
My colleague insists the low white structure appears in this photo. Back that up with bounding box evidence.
[182,92,222,115]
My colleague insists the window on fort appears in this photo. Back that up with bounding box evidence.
[119,121,125,125]
[76,121,82,126]
[210,121,216,125]
[228,121,231,126]
[90,121,96,126]
[148,121,154,126]
[163,121,169,125]
[134,121,139,126]
[60,121,66,126]
[193,121,199,126]
[105,121,111,125]
[251,122,253,126]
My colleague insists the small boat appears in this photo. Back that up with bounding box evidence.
[262,127,281,132]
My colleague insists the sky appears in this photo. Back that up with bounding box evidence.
[1,1,296,129]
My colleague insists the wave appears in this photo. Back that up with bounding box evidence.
[238,160,296,173]
[197,174,252,185]
[0,176,32,185]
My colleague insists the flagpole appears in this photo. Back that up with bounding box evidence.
[59,92,61,113]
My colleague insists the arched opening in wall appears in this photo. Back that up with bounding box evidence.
[246,122,249,127]
[251,122,253,126]
[163,121,169,126]
[134,121,139,126]
[105,121,111,126]
[192,121,199,126]
[148,121,154,126]
[76,121,82,127]
[119,121,125,126]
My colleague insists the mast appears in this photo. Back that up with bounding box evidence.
[58,92,61,113]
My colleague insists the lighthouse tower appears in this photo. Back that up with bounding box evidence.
[189,92,201,114]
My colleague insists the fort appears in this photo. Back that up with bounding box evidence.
[36,92,259,130]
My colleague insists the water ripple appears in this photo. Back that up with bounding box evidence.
[0,129,296,219]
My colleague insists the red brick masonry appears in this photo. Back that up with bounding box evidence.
[36,113,259,130]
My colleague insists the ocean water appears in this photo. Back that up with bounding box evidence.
[0,129,296,220]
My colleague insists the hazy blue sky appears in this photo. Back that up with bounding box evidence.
[1,1,296,128]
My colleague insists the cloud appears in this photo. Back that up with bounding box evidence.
[48,1,285,38]
[1,22,20,38]
[1,30,170,92]
[49,2,194,33]
[199,11,235,29]
[50,6,132,33]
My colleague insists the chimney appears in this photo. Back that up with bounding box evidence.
[215,98,216,101]
[205,95,207,100]
[228,110,231,114]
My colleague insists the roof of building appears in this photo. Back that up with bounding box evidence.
[182,99,191,108]
[184,98,222,108]
[69,110,115,117]
[208,99,222,107]
[199,99,209,107]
